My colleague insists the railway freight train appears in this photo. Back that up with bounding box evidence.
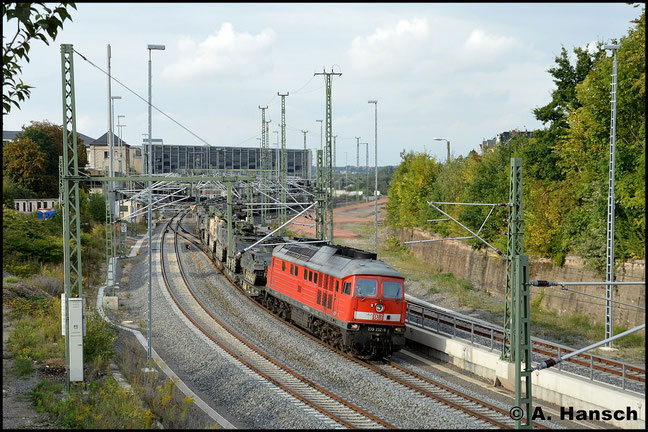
[196,203,407,358]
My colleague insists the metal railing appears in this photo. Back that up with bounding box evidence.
[405,298,645,393]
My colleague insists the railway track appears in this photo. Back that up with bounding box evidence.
[406,300,645,392]
[370,361,543,429]
[175,211,551,429]
[161,211,395,429]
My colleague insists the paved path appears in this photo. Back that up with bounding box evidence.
[128,235,146,258]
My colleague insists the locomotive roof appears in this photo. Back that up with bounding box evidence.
[274,243,403,280]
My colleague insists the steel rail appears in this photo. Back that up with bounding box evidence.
[174,221,646,394]
[161,211,395,429]
[182,212,528,429]
[382,361,548,429]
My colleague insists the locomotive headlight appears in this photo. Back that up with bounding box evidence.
[375,303,384,313]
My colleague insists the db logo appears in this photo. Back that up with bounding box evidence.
[373,313,384,321]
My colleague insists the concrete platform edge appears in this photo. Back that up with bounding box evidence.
[405,323,645,429]
[96,284,236,429]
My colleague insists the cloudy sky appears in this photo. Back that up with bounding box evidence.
[3,3,641,166]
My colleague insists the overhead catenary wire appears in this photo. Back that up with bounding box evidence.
[73,48,213,147]
[558,286,645,310]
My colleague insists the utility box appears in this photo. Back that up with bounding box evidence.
[68,297,84,382]
[61,294,86,336]
[61,294,85,382]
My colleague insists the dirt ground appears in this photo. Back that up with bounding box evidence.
[287,197,388,238]
[2,306,56,429]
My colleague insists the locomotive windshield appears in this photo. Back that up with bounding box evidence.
[355,279,377,297]
[383,281,403,298]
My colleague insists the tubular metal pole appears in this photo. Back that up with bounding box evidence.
[355,137,360,202]
[370,101,378,254]
[533,324,646,371]
[604,44,619,348]
[146,46,157,361]
[107,45,115,296]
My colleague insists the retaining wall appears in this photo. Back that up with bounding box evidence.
[398,228,645,328]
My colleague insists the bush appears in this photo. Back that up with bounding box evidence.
[14,357,35,378]
[26,273,63,297]
[30,379,63,414]
[8,298,64,362]
[30,376,154,429]
[4,257,42,278]
[84,311,116,365]
[149,380,193,428]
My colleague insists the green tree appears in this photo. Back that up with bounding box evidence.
[2,2,77,114]
[19,120,88,172]
[533,45,598,130]
[386,151,440,228]
[88,192,106,223]
[527,46,599,183]
[13,121,88,197]
[2,175,36,207]
[558,9,645,267]
[2,137,48,193]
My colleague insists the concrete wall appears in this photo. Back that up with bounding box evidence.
[399,228,645,328]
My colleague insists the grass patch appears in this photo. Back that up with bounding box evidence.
[29,376,154,429]
[115,334,212,429]
[8,297,116,377]
[4,275,20,284]
[8,297,65,362]
[612,325,644,348]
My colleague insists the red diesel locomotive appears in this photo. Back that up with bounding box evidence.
[261,242,407,358]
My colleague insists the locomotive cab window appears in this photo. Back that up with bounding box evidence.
[282,261,285,272]
[383,281,403,298]
[290,263,294,274]
[308,270,313,282]
[355,279,377,297]
[304,269,308,280]
[313,272,318,284]
[343,282,351,295]
[336,281,339,292]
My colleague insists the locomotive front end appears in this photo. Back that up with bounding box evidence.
[345,275,407,358]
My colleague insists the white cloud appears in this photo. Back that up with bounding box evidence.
[464,28,517,54]
[162,23,276,80]
[347,17,430,76]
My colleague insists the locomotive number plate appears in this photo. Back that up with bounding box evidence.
[373,313,384,321]
[367,327,386,332]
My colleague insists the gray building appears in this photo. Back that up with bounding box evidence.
[150,143,311,178]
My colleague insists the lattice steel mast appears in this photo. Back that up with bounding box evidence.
[278,92,289,231]
[60,44,84,388]
[314,68,341,242]
[502,158,532,429]
[259,106,268,222]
